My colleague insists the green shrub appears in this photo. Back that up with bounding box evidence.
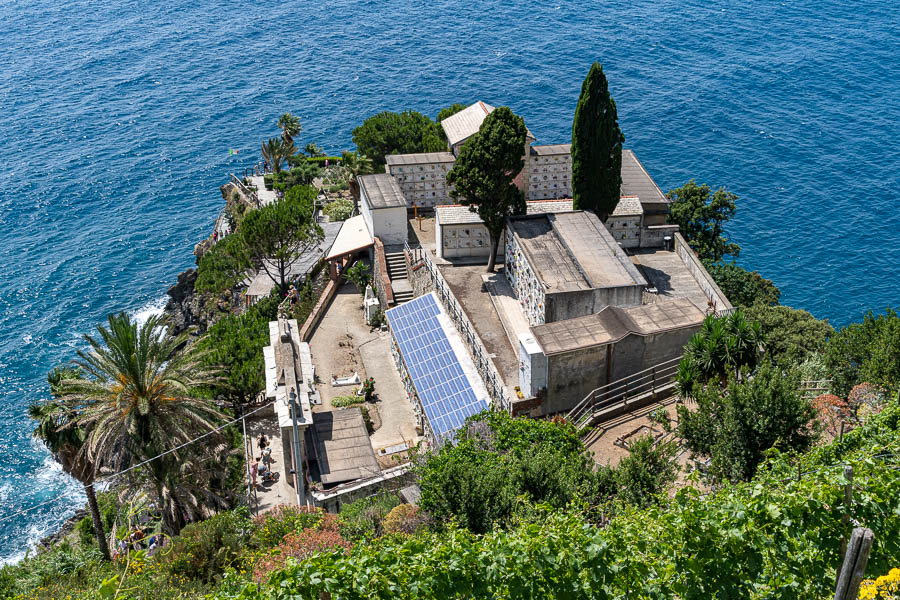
[250,504,323,548]
[154,507,252,584]
[306,156,342,165]
[323,198,354,222]
[332,395,365,408]
[263,174,273,190]
[338,494,402,542]
[328,185,341,193]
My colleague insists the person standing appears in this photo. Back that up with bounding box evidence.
[250,457,259,488]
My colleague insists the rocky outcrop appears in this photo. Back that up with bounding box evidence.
[164,268,243,339]
[39,508,87,549]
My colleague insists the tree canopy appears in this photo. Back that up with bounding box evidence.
[240,187,323,294]
[704,261,780,307]
[351,110,446,171]
[195,234,251,295]
[197,293,280,407]
[667,179,740,262]
[825,307,900,397]
[744,304,833,367]
[571,62,625,220]
[678,360,818,481]
[416,412,608,534]
[446,106,527,272]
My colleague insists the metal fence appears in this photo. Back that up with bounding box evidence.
[567,356,683,429]
[230,173,261,208]
[405,242,512,414]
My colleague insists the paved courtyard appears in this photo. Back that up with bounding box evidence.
[307,282,420,454]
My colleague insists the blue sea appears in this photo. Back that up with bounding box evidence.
[0,0,897,561]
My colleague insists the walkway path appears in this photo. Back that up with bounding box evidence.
[243,408,305,514]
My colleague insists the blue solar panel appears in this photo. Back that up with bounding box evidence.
[386,293,489,440]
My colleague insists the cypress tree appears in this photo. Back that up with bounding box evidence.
[571,63,625,220]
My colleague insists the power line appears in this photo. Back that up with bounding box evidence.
[0,400,275,526]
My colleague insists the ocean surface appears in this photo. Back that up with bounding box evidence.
[0,0,897,561]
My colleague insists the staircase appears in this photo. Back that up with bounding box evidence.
[384,250,413,304]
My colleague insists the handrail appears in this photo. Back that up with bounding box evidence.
[230,173,261,208]
[567,356,683,427]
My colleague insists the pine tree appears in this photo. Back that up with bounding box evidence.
[446,106,528,272]
[571,63,625,220]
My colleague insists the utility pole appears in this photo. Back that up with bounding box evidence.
[288,388,304,506]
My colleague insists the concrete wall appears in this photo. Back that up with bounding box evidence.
[530,323,702,417]
[674,232,733,311]
[544,285,644,323]
[640,224,679,248]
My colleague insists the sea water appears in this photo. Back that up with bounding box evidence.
[0,0,897,561]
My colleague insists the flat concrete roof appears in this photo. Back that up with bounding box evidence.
[530,143,571,156]
[436,199,574,226]
[621,150,668,208]
[386,152,456,166]
[508,211,647,293]
[531,297,706,355]
[631,248,715,311]
[359,173,406,209]
[309,409,381,485]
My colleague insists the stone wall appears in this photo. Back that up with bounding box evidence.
[372,237,394,309]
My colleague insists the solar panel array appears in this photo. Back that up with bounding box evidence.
[385,293,488,440]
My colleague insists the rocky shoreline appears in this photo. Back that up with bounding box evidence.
[34,184,242,557]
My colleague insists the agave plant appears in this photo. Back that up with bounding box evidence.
[54,312,233,535]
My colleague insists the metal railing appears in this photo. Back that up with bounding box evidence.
[567,356,683,429]
[404,241,512,414]
[230,173,261,208]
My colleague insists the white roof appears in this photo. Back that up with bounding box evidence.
[325,214,374,260]
[441,101,535,148]
[385,152,455,166]
[266,320,314,430]
[441,101,495,147]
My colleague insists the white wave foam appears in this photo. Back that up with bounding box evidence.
[131,296,168,327]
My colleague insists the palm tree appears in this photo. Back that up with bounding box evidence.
[681,310,766,386]
[55,312,231,535]
[29,369,111,561]
[277,113,302,146]
[261,137,297,174]
[341,150,374,206]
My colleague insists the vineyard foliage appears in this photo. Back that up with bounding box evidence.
[220,403,900,599]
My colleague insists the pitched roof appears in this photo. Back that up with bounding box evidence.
[621,150,668,207]
[440,101,535,148]
[531,297,706,355]
[385,152,456,166]
[359,173,406,209]
[309,409,381,484]
[611,196,643,217]
[507,211,647,292]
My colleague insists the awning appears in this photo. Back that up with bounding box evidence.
[325,215,374,260]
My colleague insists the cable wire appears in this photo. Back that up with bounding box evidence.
[0,400,275,526]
